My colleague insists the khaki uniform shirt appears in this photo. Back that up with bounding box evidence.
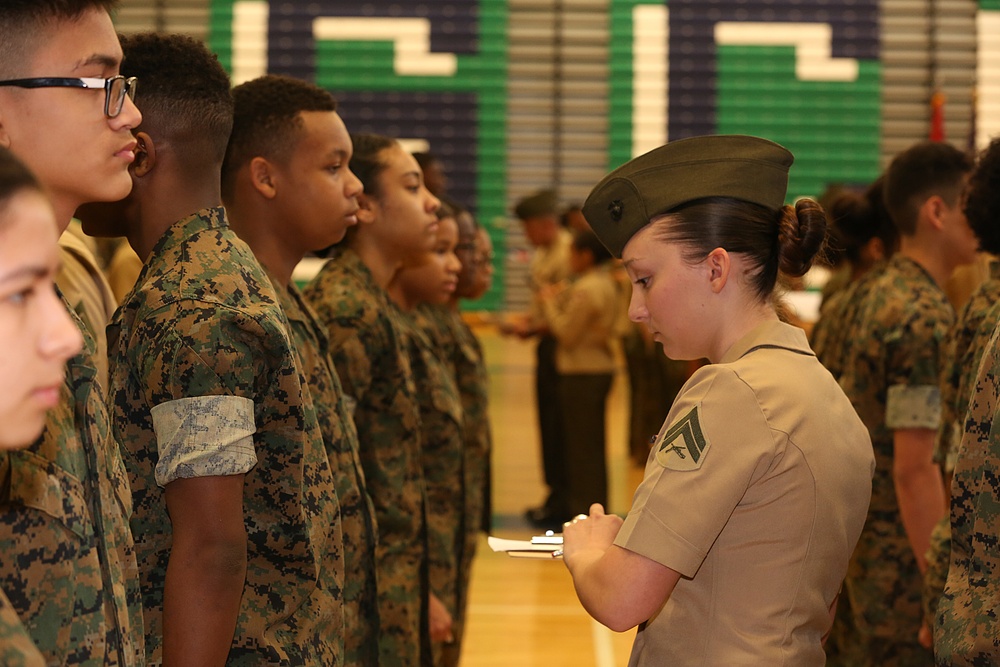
[107,208,344,665]
[57,228,117,389]
[839,254,952,651]
[0,299,143,666]
[616,321,873,666]
[935,319,1000,663]
[528,228,572,330]
[271,275,379,667]
[541,265,619,375]
[304,250,428,667]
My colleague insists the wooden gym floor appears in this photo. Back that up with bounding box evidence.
[459,327,646,666]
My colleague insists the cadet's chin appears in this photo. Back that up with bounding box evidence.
[0,411,46,451]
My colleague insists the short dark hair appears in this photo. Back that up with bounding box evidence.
[222,74,337,200]
[571,228,612,266]
[0,1,117,78]
[654,196,827,301]
[883,141,973,236]
[966,137,1000,255]
[0,146,41,223]
[119,32,233,172]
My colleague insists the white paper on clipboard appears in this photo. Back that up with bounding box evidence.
[488,534,563,559]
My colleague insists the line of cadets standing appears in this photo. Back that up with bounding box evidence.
[0,5,492,665]
[815,137,1000,666]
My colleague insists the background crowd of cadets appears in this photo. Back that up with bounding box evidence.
[6,1,1000,665]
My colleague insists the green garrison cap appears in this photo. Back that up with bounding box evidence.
[514,189,559,220]
[582,135,794,257]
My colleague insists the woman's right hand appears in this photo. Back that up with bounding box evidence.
[562,503,623,570]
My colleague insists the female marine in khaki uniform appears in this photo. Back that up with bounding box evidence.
[561,135,875,665]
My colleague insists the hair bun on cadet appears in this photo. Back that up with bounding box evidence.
[582,135,793,258]
[777,199,827,278]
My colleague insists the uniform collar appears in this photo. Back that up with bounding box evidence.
[890,254,944,292]
[149,206,228,257]
[335,247,381,293]
[719,319,813,364]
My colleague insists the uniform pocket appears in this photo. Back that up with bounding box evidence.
[0,450,94,542]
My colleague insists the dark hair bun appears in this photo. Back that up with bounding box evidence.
[777,198,827,277]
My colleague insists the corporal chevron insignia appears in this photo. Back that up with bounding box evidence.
[654,405,710,471]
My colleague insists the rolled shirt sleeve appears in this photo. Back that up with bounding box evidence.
[886,384,942,430]
[151,395,257,487]
[615,367,773,577]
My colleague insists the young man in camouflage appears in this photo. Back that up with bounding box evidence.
[933,136,1000,665]
[222,74,380,666]
[839,141,975,665]
[80,34,345,665]
[304,133,440,667]
[0,1,144,664]
[922,139,1000,629]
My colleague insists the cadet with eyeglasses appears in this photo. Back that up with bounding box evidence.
[0,1,145,665]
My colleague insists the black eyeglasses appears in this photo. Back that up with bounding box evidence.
[0,75,137,118]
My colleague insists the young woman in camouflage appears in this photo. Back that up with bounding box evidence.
[0,146,83,666]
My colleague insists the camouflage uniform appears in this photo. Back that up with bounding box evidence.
[839,254,950,666]
[936,269,1000,474]
[0,590,44,666]
[0,301,143,666]
[402,305,467,667]
[421,305,491,667]
[812,262,888,381]
[427,307,491,533]
[304,249,429,667]
[269,274,380,667]
[818,264,892,667]
[924,271,1000,629]
[106,208,344,665]
[934,323,1000,664]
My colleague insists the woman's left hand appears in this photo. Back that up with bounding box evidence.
[562,503,623,570]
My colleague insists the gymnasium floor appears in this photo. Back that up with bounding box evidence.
[459,327,645,666]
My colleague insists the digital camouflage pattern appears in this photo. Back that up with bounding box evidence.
[403,306,465,667]
[923,274,1000,634]
[0,300,143,666]
[271,275,380,667]
[0,589,44,666]
[428,307,491,535]
[422,305,491,667]
[304,249,429,667]
[106,208,344,665]
[839,255,950,666]
[935,322,1000,665]
[812,261,888,381]
[936,272,1000,474]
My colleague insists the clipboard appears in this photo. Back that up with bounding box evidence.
[488,532,563,559]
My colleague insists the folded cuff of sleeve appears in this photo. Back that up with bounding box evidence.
[614,507,706,579]
[886,384,941,430]
[151,395,257,487]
